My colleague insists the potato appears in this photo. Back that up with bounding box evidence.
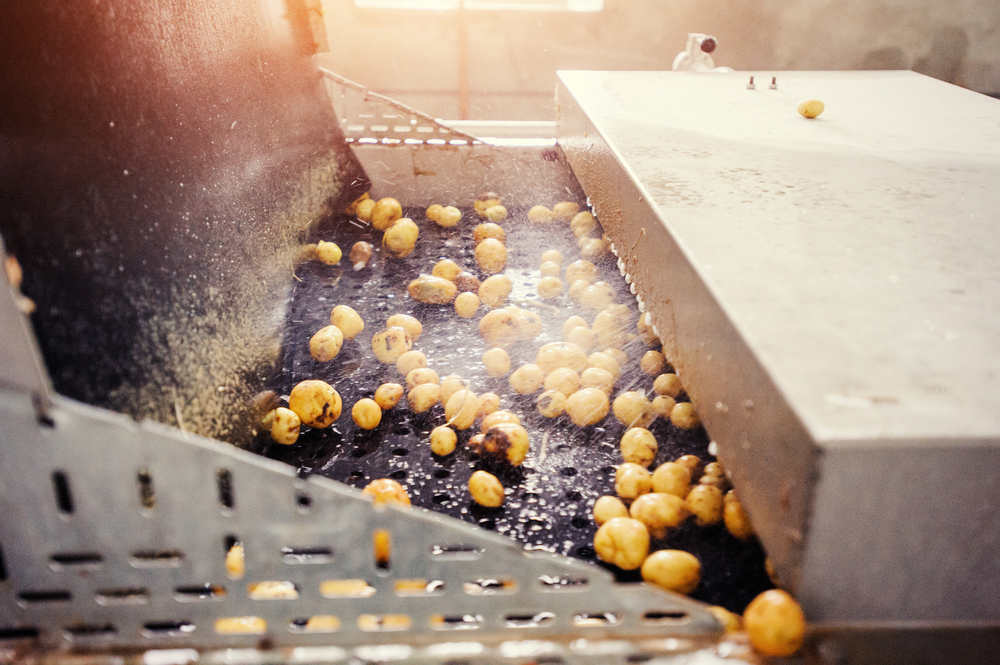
[743,590,806,657]
[408,274,458,304]
[469,470,504,507]
[641,550,701,595]
[288,380,341,428]
[371,197,403,231]
[371,327,413,364]
[382,217,419,258]
[593,517,648,570]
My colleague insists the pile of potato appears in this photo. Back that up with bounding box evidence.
[261,188,806,658]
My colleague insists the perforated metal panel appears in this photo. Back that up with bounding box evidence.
[0,380,722,653]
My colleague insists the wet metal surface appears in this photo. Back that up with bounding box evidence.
[265,204,771,613]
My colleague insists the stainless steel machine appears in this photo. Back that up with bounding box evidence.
[2,2,999,663]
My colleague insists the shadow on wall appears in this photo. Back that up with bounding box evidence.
[859,27,969,84]
[320,0,1000,120]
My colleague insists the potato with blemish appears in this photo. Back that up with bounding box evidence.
[537,276,563,299]
[686,484,724,526]
[372,327,413,364]
[509,364,544,395]
[511,307,543,341]
[565,259,597,284]
[407,383,441,413]
[271,407,301,445]
[699,474,728,491]
[475,238,507,275]
[652,462,691,498]
[613,391,655,428]
[432,259,462,281]
[349,241,374,270]
[405,368,439,390]
[528,205,554,224]
[430,425,457,456]
[593,495,629,526]
[536,390,567,418]
[352,398,382,430]
[396,350,427,376]
[473,222,506,245]
[615,463,652,500]
[620,427,657,466]
[479,309,521,348]
[469,470,504,507]
[744,590,806,657]
[593,517,648,570]
[289,380,342,428]
[478,274,512,308]
[454,271,481,293]
[362,478,410,506]
[374,383,404,410]
[629,493,688,538]
[309,325,344,362]
[408,274,458,304]
[536,342,589,374]
[382,217,419,258]
[651,395,677,418]
[580,367,615,395]
[371,197,403,231]
[455,291,480,318]
[565,387,609,427]
[316,240,342,265]
[445,389,479,430]
[331,305,364,340]
[675,455,703,478]
[482,347,511,377]
[642,550,701,595]
[704,462,725,478]
[482,423,530,466]
[671,402,701,429]
[552,201,580,222]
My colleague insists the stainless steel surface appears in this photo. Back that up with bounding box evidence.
[556,70,1000,623]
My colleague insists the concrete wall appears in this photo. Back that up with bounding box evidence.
[320,0,1000,121]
